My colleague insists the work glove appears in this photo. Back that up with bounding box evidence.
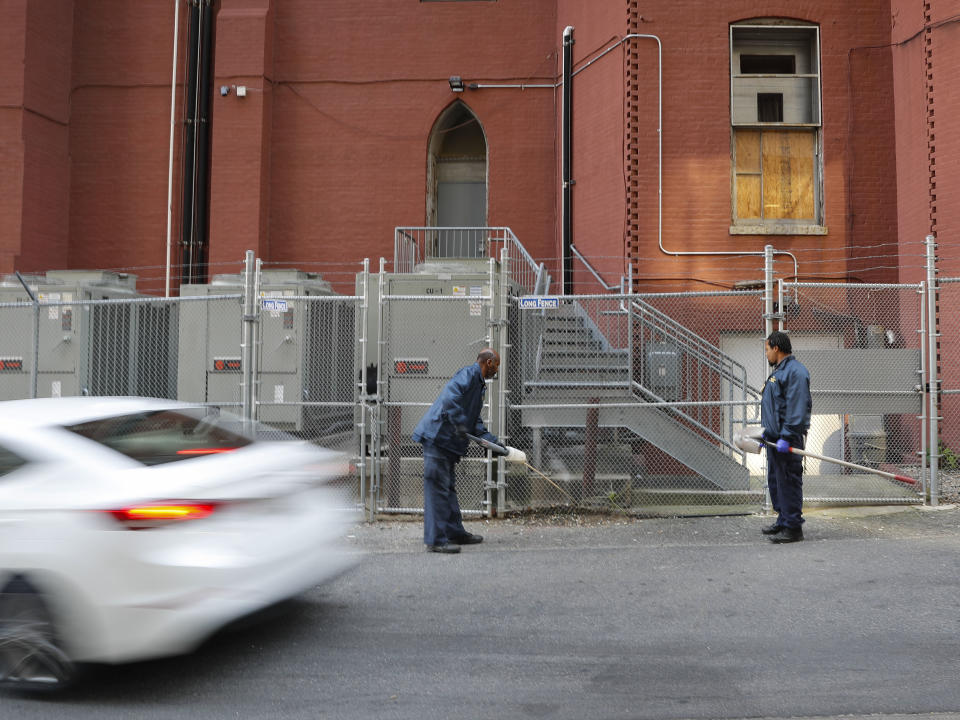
[775,438,791,454]
[504,446,527,464]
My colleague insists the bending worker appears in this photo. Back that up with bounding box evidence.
[760,331,812,544]
[413,348,508,554]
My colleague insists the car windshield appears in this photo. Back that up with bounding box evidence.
[63,407,255,466]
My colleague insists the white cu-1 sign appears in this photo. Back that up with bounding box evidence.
[517,296,560,310]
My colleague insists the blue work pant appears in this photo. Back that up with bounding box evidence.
[422,447,468,546]
[767,450,804,529]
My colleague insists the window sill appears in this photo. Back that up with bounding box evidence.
[729,224,828,236]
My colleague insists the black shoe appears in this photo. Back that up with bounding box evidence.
[453,533,483,545]
[769,527,804,544]
[761,522,783,535]
[426,544,461,554]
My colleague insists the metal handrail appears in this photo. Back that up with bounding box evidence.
[569,244,626,293]
[393,226,544,294]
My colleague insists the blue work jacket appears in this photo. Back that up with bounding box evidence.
[761,353,812,446]
[412,362,498,457]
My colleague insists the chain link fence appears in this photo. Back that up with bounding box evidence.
[503,292,765,516]
[937,279,960,500]
[0,262,944,518]
[780,282,925,504]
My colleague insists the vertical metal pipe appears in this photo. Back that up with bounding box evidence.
[561,26,574,295]
[763,245,774,339]
[926,235,939,505]
[372,257,387,520]
[251,257,262,421]
[918,282,928,500]
[15,272,39,399]
[240,251,256,428]
[165,0,181,298]
[496,248,509,516]
[762,245,774,513]
[358,258,369,514]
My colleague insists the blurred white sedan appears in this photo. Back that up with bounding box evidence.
[0,397,361,690]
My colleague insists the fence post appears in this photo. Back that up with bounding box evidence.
[496,247,509,516]
[372,257,387,520]
[925,235,939,506]
[918,282,928,500]
[763,245,775,338]
[358,258,370,518]
[240,250,257,430]
[252,257,262,420]
[14,272,39,399]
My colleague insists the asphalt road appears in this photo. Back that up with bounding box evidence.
[5,506,960,720]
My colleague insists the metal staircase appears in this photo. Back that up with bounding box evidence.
[519,299,761,491]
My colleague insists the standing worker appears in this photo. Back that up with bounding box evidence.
[413,348,510,554]
[760,331,812,544]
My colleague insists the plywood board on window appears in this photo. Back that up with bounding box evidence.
[736,175,762,219]
[735,130,761,172]
[762,130,814,220]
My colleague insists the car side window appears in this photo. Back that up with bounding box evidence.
[63,408,254,466]
[0,444,27,477]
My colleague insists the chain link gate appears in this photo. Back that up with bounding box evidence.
[779,282,926,504]
[370,277,504,519]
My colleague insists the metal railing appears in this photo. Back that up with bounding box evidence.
[394,226,547,295]
[628,293,762,450]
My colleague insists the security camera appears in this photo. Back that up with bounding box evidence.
[220,85,230,97]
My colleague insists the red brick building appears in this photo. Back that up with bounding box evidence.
[0,0,957,292]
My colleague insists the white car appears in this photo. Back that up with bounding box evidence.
[0,397,361,690]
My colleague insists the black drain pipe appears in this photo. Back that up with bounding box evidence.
[180,0,216,285]
[561,26,574,295]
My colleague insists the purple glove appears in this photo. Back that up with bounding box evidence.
[775,438,791,454]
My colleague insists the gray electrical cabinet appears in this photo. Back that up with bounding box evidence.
[357,259,510,437]
[177,270,347,434]
[645,341,680,401]
[0,271,174,401]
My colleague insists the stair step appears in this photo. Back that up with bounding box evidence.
[540,357,629,369]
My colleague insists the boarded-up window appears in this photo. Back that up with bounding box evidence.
[734,129,815,221]
[730,23,822,229]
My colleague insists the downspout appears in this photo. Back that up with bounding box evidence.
[561,26,574,295]
[179,0,215,286]
[179,0,200,284]
[193,0,215,283]
[165,0,181,298]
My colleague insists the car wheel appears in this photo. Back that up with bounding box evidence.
[0,577,74,691]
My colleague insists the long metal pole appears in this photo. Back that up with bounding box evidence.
[926,235,939,505]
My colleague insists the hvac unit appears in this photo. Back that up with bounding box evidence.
[357,259,515,437]
[0,271,175,401]
[178,270,349,435]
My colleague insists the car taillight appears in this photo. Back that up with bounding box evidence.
[105,502,219,530]
[175,447,239,456]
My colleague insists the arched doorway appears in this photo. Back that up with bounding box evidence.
[426,101,487,258]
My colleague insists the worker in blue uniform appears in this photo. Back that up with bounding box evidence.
[413,348,502,554]
[760,331,812,544]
